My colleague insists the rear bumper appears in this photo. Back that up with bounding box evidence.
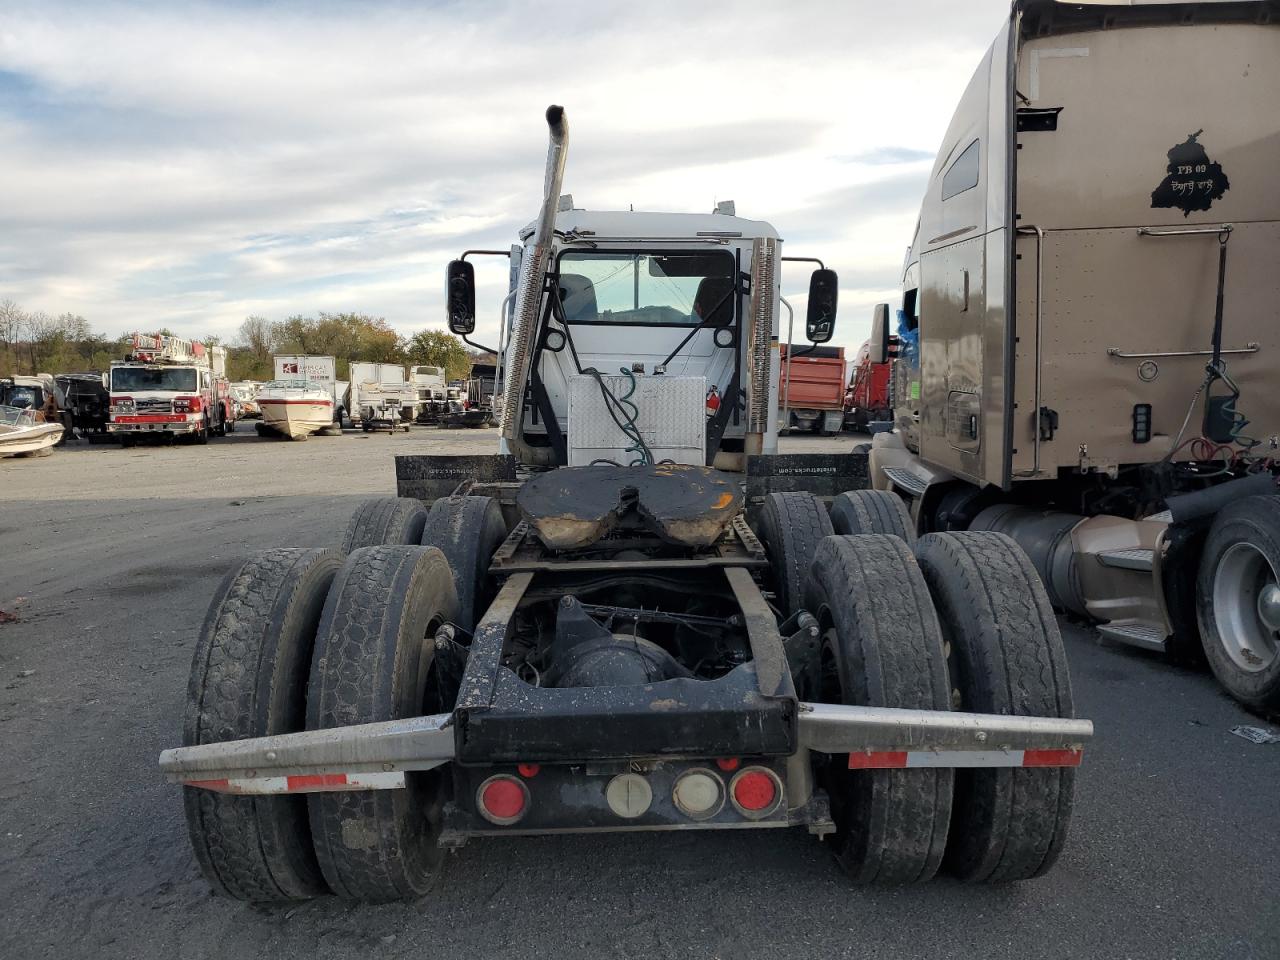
[159,703,1092,788]
[158,699,1090,838]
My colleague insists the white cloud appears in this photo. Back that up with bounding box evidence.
[0,0,1010,353]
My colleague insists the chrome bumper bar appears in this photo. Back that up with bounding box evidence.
[161,704,1092,795]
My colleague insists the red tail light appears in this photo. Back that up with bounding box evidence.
[476,775,528,825]
[730,767,782,818]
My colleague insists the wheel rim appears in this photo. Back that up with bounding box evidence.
[1212,541,1280,673]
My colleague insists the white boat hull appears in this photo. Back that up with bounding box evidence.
[258,399,333,440]
[0,422,64,457]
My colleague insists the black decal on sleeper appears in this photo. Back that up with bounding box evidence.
[1150,129,1230,217]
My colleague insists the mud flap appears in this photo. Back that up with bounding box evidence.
[395,454,518,502]
[746,452,870,502]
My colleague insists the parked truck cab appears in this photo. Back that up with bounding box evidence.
[866,0,1280,712]
[445,112,840,473]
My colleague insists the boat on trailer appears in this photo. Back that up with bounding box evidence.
[256,380,335,441]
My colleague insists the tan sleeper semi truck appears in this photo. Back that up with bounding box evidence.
[853,0,1280,713]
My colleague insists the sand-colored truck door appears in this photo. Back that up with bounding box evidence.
[915,26,1014,488]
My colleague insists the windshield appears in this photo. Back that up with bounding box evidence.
[4,385,40,409]
[0,404,37,427]
[555,251,736,327]
[111,366,197,392]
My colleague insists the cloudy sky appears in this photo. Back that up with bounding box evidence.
[0,0,1011,353]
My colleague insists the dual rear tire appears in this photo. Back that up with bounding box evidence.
[307,546,459,901]
[915,531,1075,881]
[183,496,507,902]
[806,534,952,883]
[183,548,339,900]
[757,491,1075,884]
[808,530,1076,884]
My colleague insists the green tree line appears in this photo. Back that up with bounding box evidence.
[0,301,487,384]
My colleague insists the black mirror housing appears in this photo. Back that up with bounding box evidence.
[446,260,476,335]
[869,303,891,364]
[805,268,838,343]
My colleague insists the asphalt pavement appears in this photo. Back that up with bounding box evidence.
[1,427,1276,959]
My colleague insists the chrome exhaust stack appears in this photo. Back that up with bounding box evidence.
[500,105,569,451]
[745,237,778,456]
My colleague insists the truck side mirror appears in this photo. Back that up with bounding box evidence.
[101,372,109,389]
[805,269,838,344]
[869,303,891,364]
[446,260,476,335]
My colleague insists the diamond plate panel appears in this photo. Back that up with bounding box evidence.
[567,375,706,466]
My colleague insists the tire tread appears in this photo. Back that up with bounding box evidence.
[306,545,458,901]
[830,490,915,544]
[757,492,835,617]
[914,531,1074,882]
[805,534,952,883]
[341,497,428,553]
[183,548,339,901]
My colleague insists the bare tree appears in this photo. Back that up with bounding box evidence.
[22,311,63,373]
[58,312,91,341]
[238,316,274,354]
[0,300,27,374]
[236,315,276,379]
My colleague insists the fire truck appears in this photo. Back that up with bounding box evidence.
[107,334,234,446]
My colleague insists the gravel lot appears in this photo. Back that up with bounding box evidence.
[1,427,1277,959]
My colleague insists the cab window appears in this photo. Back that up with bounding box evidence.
[941,140,980,200]
[902,289,920,331]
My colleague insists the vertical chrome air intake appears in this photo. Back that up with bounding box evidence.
[745,237,777,452]
[500,105,569,441]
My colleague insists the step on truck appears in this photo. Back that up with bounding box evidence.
[107,334,233,446]
[861,0,1280,714]
[160,106,1092,902]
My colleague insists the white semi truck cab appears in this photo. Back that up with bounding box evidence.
[445,109,840,472]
